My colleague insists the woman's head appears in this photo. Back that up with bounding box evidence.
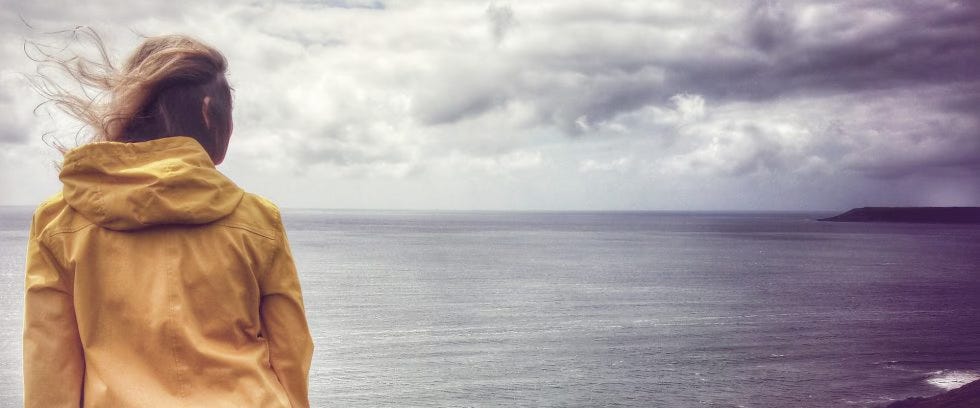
[115,35,233,163]
[31,29,234,164]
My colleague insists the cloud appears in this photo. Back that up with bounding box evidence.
[486,3,516,44]
[384,1,980,142]
[443,149,542,175]
[307,0,385,10]
[0,70,43,145]
[579,157,631,174]
[2,0,978,208]
[745,0,795,52]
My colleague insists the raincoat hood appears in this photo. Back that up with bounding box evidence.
[60,136,244,231]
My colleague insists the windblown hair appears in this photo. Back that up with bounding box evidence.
[29,28,233,162]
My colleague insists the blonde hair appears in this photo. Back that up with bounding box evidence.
[29,27,233,161]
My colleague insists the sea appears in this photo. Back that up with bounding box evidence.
[1,207,979,407]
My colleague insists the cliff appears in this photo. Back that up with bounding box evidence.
[819,207,980,224]
[885,379,980,408]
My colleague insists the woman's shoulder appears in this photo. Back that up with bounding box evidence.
[216,192,287,239]
[30,192,94,239]
[34,192,67,216]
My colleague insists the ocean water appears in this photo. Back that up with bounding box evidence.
[1,207,979,407]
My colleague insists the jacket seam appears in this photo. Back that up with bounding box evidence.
[40,222,276,240]
[40,223,97,240]
[217,223,278,240]
[165,252,188,400]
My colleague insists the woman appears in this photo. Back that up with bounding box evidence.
[24,31,314,407]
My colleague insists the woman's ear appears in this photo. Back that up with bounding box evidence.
[202,96,212,129]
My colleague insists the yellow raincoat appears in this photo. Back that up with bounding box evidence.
[24,136,313,407]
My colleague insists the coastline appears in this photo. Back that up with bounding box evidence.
[885,379,980,407]
[819,207,980,224]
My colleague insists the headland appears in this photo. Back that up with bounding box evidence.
[819,207,980,224]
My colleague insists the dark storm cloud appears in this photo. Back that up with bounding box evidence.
[403,0,980,151]
[844,125,980,179]
[684,0,980,99]
[397,0,980,182]
[511,0,980,123]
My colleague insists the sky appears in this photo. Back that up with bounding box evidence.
[1,0,978,211]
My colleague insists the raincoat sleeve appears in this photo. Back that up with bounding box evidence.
[259,218,314,408]
[23,213,85,407]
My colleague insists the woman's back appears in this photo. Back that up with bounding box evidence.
[23,32,312,408]
[26,136,313,407]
